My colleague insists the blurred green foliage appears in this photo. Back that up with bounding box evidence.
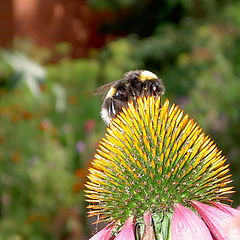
[0,48,104,239]
[1,0,240,239]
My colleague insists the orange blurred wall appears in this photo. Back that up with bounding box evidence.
[0,0,114,57]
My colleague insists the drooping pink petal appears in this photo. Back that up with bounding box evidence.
[171,203,213,240]
[210,202,240,240]
[210,202,240,216]
[114,216,135,240]
[144,211,152,225]
[191,201,240,240]
[142,211,155,240]
[89,223,114,240]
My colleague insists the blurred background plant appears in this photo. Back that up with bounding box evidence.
[0,0,240,239]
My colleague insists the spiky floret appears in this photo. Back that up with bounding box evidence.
[85,96,234,224]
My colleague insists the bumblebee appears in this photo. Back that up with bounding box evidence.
[95,70,165,124]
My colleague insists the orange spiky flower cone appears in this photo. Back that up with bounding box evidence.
[85,96,237,240]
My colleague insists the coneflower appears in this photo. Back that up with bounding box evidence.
[85,96,239,240]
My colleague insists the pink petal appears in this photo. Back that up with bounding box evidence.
[114,216,135,240]
[210,202,240,240]
[210,202,240,216]
[144,211,152,225]
[89,223,114,240]
[171,203,213,240]
[142,211,155,240]
[192,201,240,240]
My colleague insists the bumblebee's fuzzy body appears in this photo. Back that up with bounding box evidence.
[95,70,165,124]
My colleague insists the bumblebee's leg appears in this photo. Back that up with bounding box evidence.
[109,99,116,116]
[101,98,127,124]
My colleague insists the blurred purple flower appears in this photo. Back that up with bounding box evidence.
[76,140,86,153]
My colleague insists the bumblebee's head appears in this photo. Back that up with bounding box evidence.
[99,70,165,124]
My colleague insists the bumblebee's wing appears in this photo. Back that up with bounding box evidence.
[94,79,127,95]
[94,82,115,95]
